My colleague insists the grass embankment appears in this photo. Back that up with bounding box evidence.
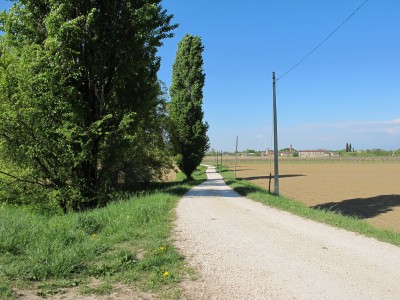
[0,167,207,300]
[217,166,400,247]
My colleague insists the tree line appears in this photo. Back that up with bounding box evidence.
[0,1,208,213]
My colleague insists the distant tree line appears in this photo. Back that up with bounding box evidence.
[340,148,400,157]
[206,147,400,158]
[345,143,354,152]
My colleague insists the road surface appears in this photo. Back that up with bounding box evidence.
[174,166,400,299]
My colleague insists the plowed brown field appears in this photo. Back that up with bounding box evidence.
[209,157,400,232]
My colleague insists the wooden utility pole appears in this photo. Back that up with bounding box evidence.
[234,136,238,179]
[272,72,279,195]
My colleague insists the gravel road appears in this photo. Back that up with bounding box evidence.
[174,166,400,299]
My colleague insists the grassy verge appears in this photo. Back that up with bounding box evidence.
[0,166,207,300]
[217,166,400,246]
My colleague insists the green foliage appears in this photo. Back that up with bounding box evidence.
[245,149,256,153]
[79,282,114,296]
[0,1,177,211]
[241,149,265,156]
[206,148,218,156]
[280,147,297,152]
[345,142,353,152]
[175,165,207,182]
[0,167,206,298]
[339,148,397,157]
[168,34,209,180]
[0,275,15,299]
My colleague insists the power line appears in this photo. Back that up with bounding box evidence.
[276,0,369,81]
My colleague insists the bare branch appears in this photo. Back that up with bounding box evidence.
[0,170,46,187]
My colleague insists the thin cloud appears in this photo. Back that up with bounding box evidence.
[385,119,400,125]
[284,119,400,133]
[278,118,400,150]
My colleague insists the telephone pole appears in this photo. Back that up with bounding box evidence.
[272,72,279,195]
[234,136,238,179]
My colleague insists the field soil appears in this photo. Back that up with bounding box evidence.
[174,166,400,299]
[228,159,400,232]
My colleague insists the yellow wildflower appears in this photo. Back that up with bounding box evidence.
[163,271,169,277]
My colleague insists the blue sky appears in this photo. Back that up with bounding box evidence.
[1,0,399,151]
[158,0,399,151]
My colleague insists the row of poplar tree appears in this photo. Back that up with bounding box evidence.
[0,1,209,213]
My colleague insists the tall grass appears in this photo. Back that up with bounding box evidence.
[217,166,400,246]
[0,166,207,299]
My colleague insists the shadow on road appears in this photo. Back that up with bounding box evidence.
[200,181,229,187]
[150,179,206,197]
[313,194,400,219]
[186,188,241,198]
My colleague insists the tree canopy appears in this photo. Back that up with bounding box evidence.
[168,34,209,179]
[0,0,177,212]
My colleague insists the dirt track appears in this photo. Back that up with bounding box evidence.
[174,166,400,299]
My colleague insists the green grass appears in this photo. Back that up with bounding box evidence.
[79,282,114,296]
[217,166,400,247]
[0,166,207,299]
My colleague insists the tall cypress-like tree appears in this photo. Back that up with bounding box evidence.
[169,34,209,179]
[0,1,176,212]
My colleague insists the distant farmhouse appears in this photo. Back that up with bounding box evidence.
[265,145,340,158]
[298,150,328,157]
[298,150,340,157]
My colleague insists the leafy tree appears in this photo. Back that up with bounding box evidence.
[207,148,218,156]
[168,34,209,180]
[0,0,176,212]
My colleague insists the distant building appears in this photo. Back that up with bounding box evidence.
[266,144,295,157]
[298,150,329,158]
[280,152,292,157]
[265,146,340,158]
